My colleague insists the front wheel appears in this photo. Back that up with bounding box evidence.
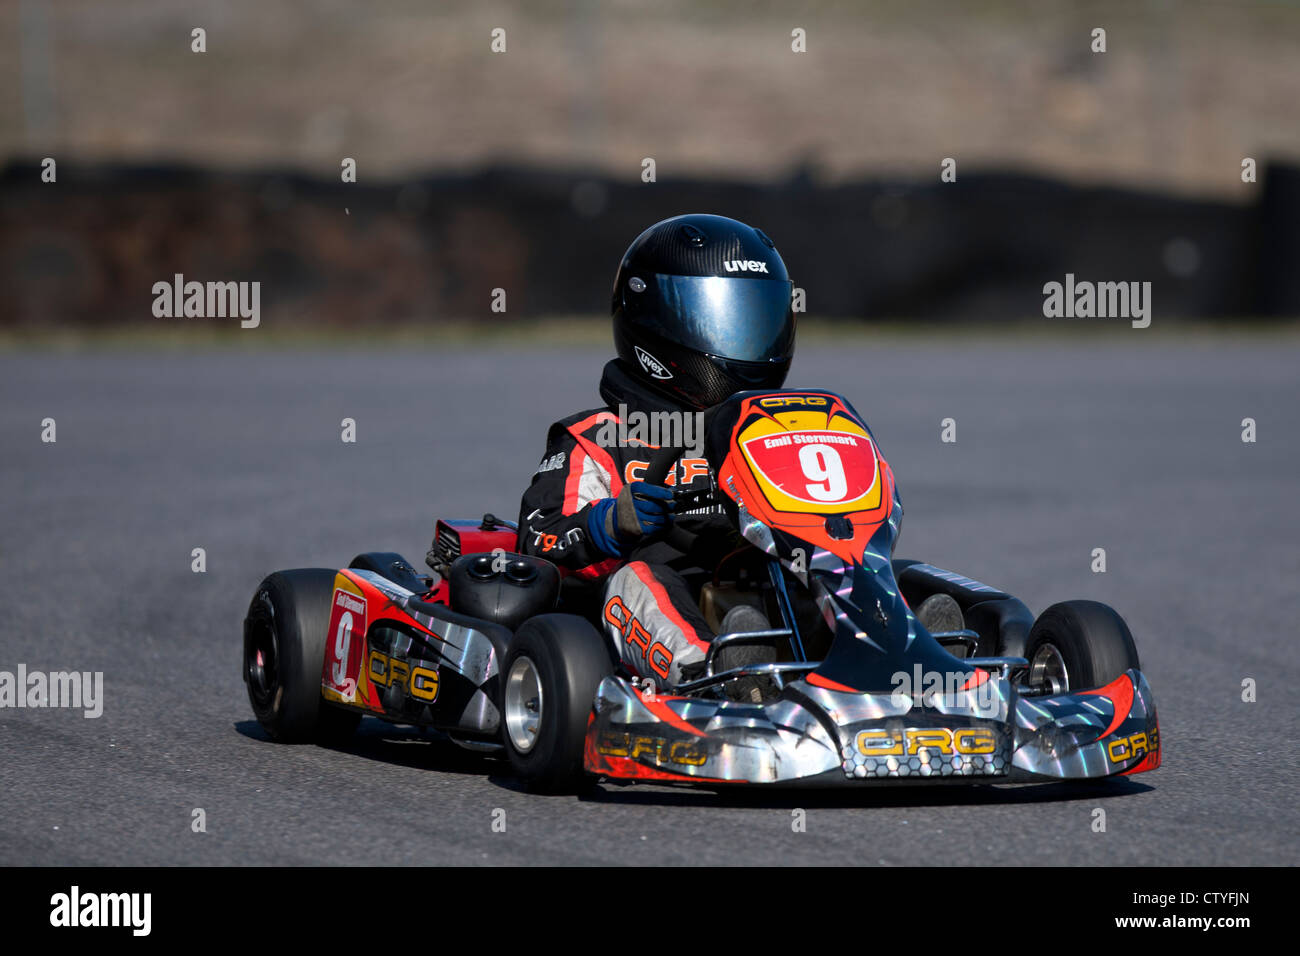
[1023,600,1140,693]
[243,568,362,743]
[502,614,613,793]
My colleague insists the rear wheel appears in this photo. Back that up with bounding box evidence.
[502,614,612,793]
[243,569,362,743]
[1023,600,1140,693]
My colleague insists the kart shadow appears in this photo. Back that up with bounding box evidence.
[233,718,508,778]
[571,777,1155,809]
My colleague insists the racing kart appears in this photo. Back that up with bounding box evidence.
[242,389,1160,792]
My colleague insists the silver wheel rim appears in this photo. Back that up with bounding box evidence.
[504,656,543,754]
[1029,643,1070,693]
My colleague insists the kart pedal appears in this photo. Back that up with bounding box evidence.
[716,606,778,702]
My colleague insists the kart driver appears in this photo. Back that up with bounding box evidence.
[517,214,796,699]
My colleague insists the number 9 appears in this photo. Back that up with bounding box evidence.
[331,611,353,685]
[799,443,847,502]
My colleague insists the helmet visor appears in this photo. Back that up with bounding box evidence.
[634,275,795,363]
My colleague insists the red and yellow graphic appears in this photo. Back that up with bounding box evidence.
[321,574,367,703]
[716,392,897,564]
[320,569,447,714]
[740,429,880,512]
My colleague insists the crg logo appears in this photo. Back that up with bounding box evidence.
[634,346,673,380]
[723,260,769,273]
[759,395,828,408]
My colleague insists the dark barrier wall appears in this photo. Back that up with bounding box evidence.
[2,161,1296,327]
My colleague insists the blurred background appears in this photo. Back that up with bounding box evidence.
[2,0,1299,330]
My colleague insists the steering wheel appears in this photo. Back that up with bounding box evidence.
[638,443,705,554]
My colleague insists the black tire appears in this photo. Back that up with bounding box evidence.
[1024,600,1141,693]
[501,614,613,793]
[243,568,362,744]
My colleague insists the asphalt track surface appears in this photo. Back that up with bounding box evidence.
[2,338,1297,866]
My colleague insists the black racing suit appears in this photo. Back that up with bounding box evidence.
[517,359,734,687]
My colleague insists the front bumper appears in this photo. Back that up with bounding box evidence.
[584,670,1160,786]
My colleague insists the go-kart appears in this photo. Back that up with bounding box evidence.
[242,389,1160,792]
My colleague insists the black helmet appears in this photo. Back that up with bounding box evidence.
[611,213,796,410]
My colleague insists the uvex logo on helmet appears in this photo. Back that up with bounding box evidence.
[723,260,769,273]
[634,345,673,380]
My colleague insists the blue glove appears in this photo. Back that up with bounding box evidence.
[587,482,675,558]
